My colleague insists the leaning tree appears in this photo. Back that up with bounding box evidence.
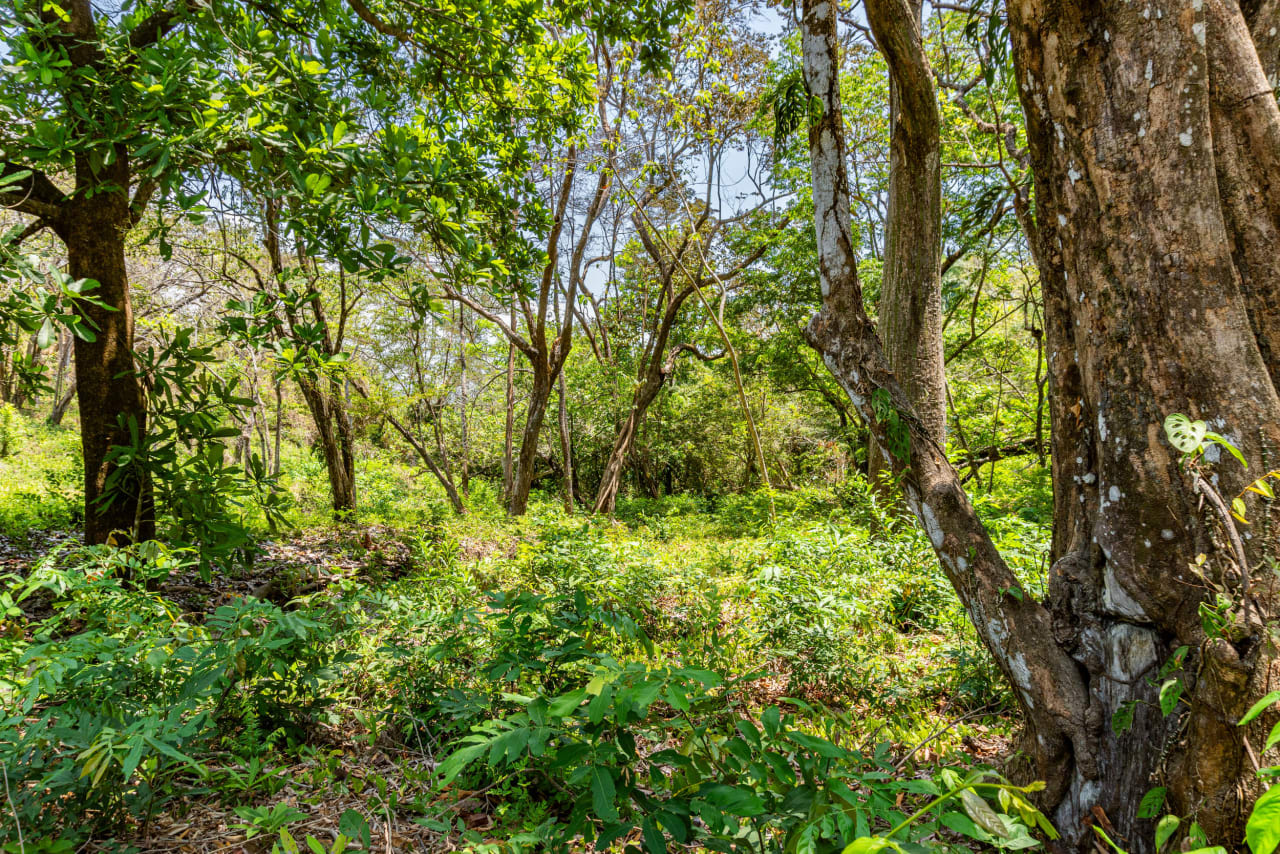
[800,0,1280,847]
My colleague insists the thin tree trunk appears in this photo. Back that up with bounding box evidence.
[48,329,73,425]
[48,382,76,427]
[503,307,516,503]
[510,366,552,516]
[272,381,283,478]
[593,409,640,514]
[557,370,574,513]
[594,385,658,514]
[296,376,357,517]
[457,307,471,495]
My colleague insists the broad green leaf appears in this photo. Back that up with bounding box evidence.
[1137,786,1166,819]
[589,766,618,821]
[1265,720,1280,754]
[1239,691,1280,726]
[1205,431,1247,468]
[548,688,586,717]
[842,838,900,854]
[0,169,32,187]
[1155,815,1180,852]
[959,788,1009,839]
[1247,785,1280,854]
[1112,701,1136,735]
[1159,679,1183,717]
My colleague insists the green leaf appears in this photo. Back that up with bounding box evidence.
[1137,787,1166,819]
[589,766,618,821]
[1112,701,1137,735]
[1232,496,1249,523]
[1239,691,1280,726]
[333,121,348,144]
[1204,431,1248,468]
[1164,413,1207,454]
[548,688,586,717]
[762,706,781,737]
[1264,720,1280,754]
[339,809,370,850]
[1155,815,1180,852]
[959,788,1009,839]
[1159,679,1183,717]
[699,783,765,816]
[0,169,32,187]
[842,839,900,854]
[1247,785,1280,854]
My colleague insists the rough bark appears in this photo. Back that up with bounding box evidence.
[865,0,947,488]
[800,0,1091,815]
[802,0,1280,848]
[0,0,160,544]
[56,153,153,544]
[510,367,553,515]
[1003,0,1280,843]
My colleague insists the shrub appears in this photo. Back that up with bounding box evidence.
[432,596,1056,853]
[0,543,351,843]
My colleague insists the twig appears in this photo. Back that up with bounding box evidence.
[2,764,23,854]
[1190,470,1255,624]
[894,704,994,772]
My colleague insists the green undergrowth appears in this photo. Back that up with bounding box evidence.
[0,414,83,537]
[0,413,1062,852]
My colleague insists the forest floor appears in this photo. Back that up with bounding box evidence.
[9,506,1024,851]
[0,425,1054,852]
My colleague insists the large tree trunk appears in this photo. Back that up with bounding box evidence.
[801,0,1280,849]
[1003,0,1280,843]
[865,0,946,488]
[57,155,153,545]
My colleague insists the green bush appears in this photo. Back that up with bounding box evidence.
[0,417,82,536]
[431,591,1056,853]
[0,542,351,843]
[0,401,24,456]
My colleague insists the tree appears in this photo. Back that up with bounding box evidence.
[864,0,946,491]
[0,0,664,538]
[799,0,1280,847]
[0,0,389,540]
[583,1,780,513]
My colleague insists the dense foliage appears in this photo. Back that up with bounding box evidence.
[2,0,1278,851]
